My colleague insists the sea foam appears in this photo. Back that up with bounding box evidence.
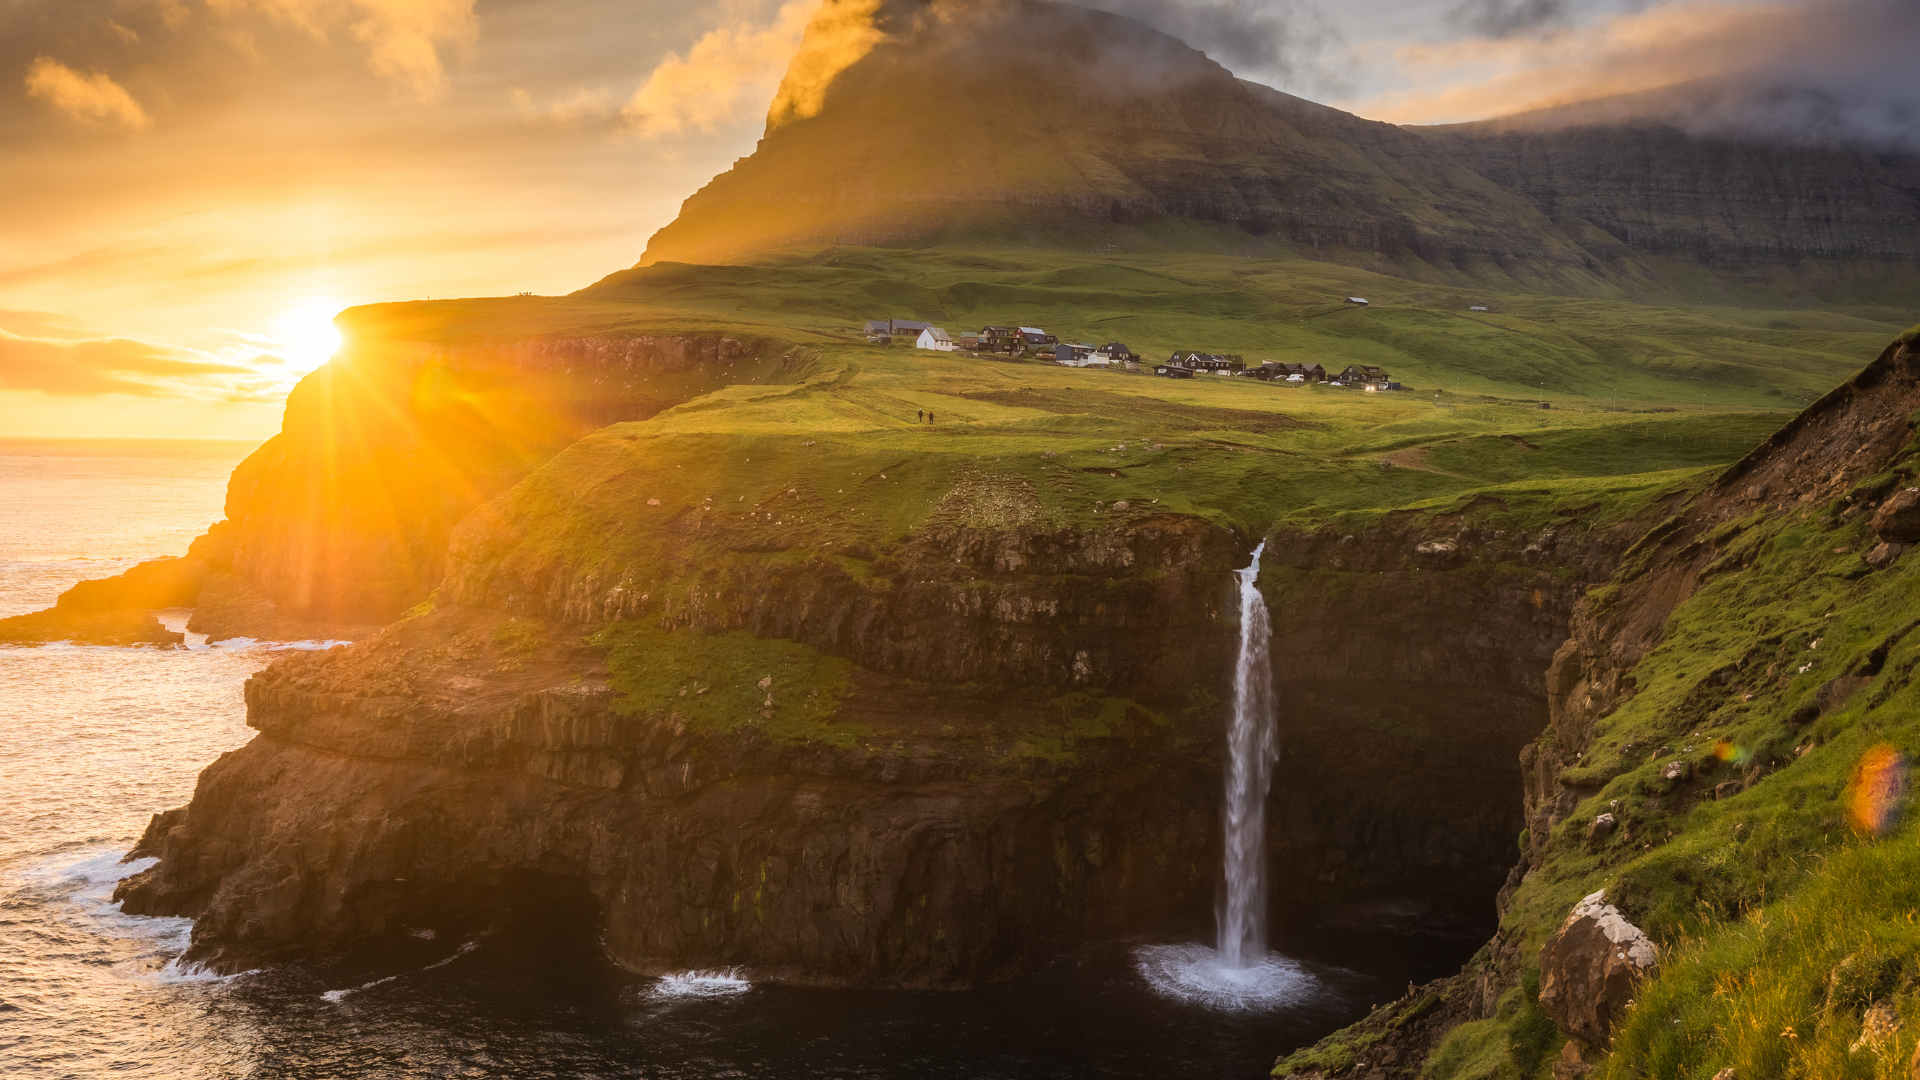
[648,968,751,1000]
[1132,943,1316,1012]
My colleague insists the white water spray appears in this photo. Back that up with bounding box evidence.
[1134,541,1313,1011]
[1219,540,1277,968]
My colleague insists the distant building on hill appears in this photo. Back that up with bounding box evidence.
[864,318,932,344]
[1469,305,1489,312]
[1167,351,1245,374]
[1345,297,1369,306]
[1019,326,1057,347]
[1338,363,1391,389]
[1153,363,1195,379]
[1096,342,1134,364]
[916,327,956,351]
[1055,343,1098,366]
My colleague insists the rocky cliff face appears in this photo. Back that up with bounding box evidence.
[636,0,1920,289]
[1258,507,1659,933]
[194,334,765,636]
[1418,120,1920,273]
[2,333,771,644]
[114,427,1657,986]
[116,514,1243,983]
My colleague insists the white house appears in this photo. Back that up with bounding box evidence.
[1057,343,1100,366]
[916,327,956,352]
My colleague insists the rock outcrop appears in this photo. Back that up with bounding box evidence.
[0,549,200,645]
[1537,890,1657,1052]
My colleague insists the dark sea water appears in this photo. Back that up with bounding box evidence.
[0,437,1467,1079]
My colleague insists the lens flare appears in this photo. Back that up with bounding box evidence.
[1847,743,1908,837]
[1714,740,1752,766]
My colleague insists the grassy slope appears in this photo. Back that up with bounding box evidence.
[1405,415,1920,1080]
[344,245,1912,416]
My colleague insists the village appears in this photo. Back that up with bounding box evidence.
[861,315,1401,391]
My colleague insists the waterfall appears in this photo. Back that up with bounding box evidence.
[1218,541,1276,968]
[1132,540,1312,1011]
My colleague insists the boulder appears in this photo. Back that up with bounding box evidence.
[1588,813,1616,841]
[1817,676,1875,716]
[1865,542,1909,569]
[1538,889,1658,1050]
[1870,488,1920,544]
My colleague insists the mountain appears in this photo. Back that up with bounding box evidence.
[640,0,1920,296]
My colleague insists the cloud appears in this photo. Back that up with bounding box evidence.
[0,310,98,339]
[510,85,619,127]
[1354,0,1920,144]
[207,0,479,100]
[624,0,822,137]
[1075,0,1344,94]
[0,327,256,397]
[1449,0,1578,38]
[764,0,886,130]
[24,57,152,130]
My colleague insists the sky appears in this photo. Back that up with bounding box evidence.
[2,0,1915,439]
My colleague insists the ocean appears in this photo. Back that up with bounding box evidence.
[0,437,1452,1079]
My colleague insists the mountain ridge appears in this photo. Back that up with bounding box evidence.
[638,0,1920,298]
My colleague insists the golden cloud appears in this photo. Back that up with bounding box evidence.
[624,0,836,137]
[765,0,887,130]
[24,57,152,131]
[208,0,478,100]
[0,327,255,397]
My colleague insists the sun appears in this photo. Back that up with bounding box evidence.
[271,299,344,374]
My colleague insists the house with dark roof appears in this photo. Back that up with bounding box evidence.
[863,318,933,344]
[1339,363,1389,388]
[1168,351,1245,375]
[1055,343,1098,366]
[1259,361,1327,383]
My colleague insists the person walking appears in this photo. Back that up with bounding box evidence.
[917,408,924,422]
[928,411,935,425]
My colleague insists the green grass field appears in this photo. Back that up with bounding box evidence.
[342,244,1911,419]
[334,242,1920,544]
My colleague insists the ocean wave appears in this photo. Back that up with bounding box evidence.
[8,848,234,985]
[322,940,481,1002]
[648,968,752,1000]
